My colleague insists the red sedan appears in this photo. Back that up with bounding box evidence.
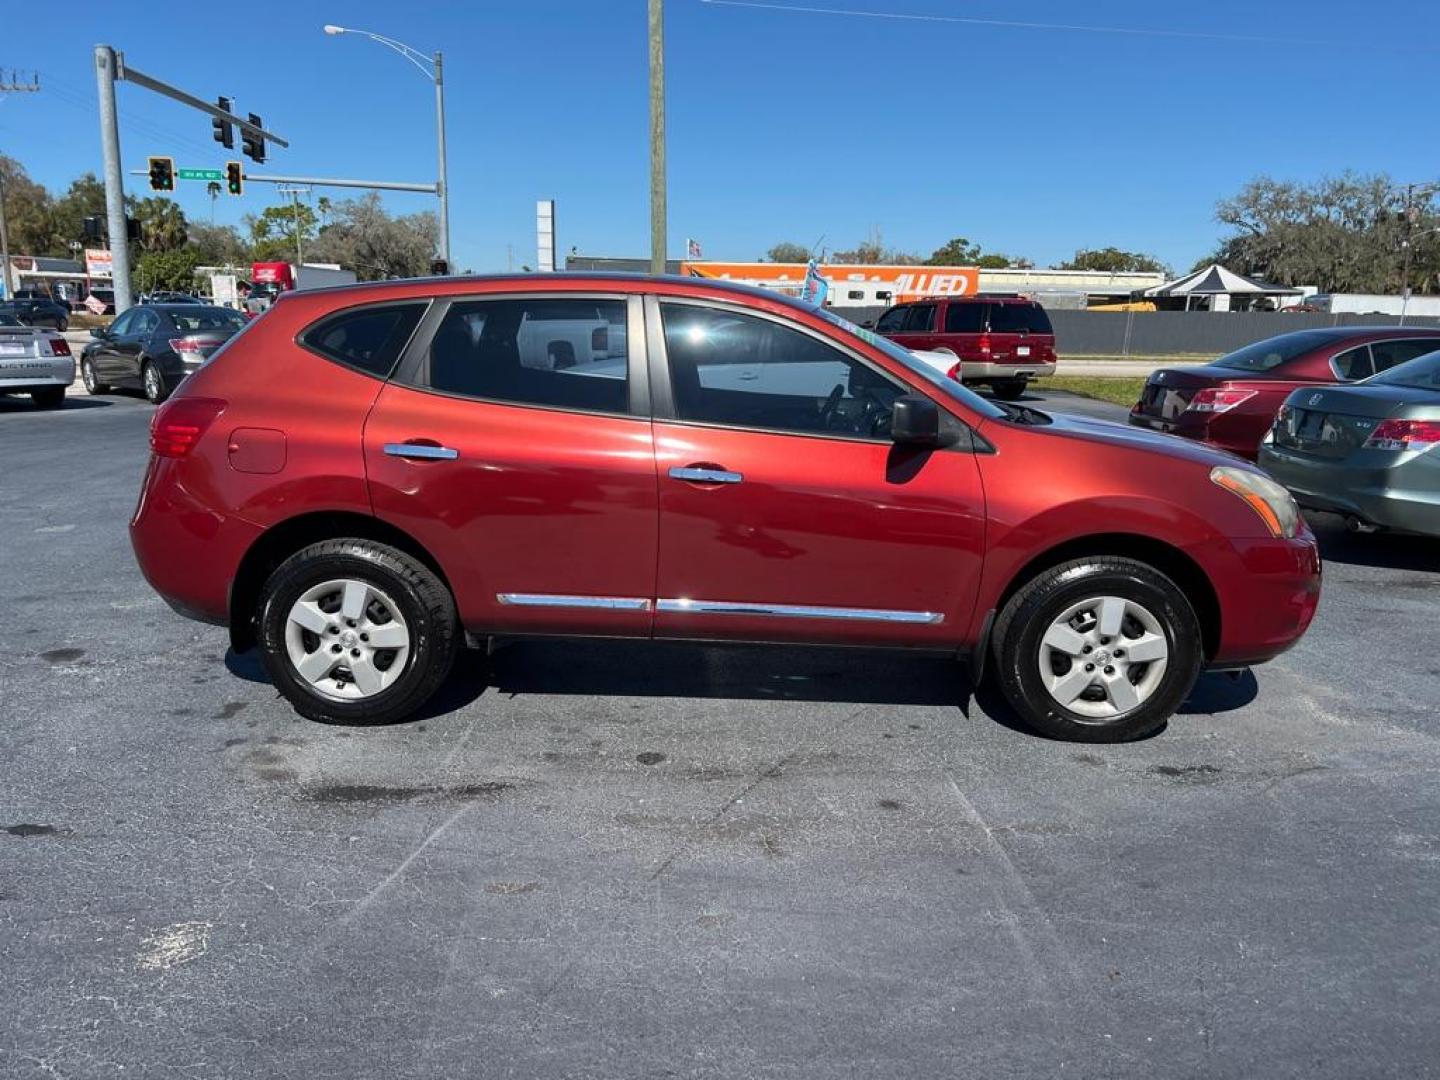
[1129,327,1440,459]
[131,275,1320,742]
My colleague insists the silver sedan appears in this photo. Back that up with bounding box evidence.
[1258,349,1440,536]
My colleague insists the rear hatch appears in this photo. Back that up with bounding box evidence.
[1133,366,1230,420]
[986,302,1055,362]
[1272,384,1440,460]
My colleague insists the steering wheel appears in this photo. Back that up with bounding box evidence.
[818,383,845,429]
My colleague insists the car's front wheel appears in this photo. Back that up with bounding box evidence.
[255,539,459,724]
[81,358,108,394]
[992,557,1203,742]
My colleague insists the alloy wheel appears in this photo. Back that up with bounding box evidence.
[1036,595,1169,721]
[284,578,411,702]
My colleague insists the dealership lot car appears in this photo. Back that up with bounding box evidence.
[874,294,1057,400]
[0,295,70,331]
[0,312,75,407]
[130,275,1320,742]
[1259,348,1440,536]
[1130,326,1440,459]
[82,303,248,403]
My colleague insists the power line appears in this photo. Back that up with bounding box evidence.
[698,0,1388,50]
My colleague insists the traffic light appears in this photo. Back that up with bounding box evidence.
[83,215,104,242]
[147,156,175,192]
[212,96,234,149]
[241,113,265,164]
[225,161,244,197]
[430,258,449,276]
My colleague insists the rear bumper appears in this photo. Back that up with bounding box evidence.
[0,360,75,390]
[1258,443,1440,536]
[1189,531,1322,667]
[1128,409,1265,460]
[129,456,262,625]
[961,360,1057,380]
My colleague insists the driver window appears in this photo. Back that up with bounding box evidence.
[660,303,903,439]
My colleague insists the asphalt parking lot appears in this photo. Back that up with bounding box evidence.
[3,387,1438,1079]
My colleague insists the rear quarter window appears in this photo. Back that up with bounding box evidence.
[301,303,427,377]
[989,303,1053,334]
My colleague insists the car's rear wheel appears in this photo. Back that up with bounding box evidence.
[31,387,65,409]
[255,539,458,724]
[992,557,1203,742]
[141,361,168,404]
[990,378,1028,400]
[81,358,108,394]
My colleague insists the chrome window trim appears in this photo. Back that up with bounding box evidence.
[656,598,943,624]
[496,593,652,611]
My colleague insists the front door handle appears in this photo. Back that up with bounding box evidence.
[384,442,459,461]
[668,465,743,484]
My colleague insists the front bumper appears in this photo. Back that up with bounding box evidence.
[1188,531,1322,667]
[1258,442,1440,536]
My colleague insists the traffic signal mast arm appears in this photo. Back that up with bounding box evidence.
[115,56,288,150]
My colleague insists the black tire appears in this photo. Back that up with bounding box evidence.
[81,358,108,394]
[990,378,1027,401]
[141,360,169,404]
[31,387,65,409]
[255,539,458,725]
[991,557,1203,742]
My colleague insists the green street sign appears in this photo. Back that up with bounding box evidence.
[177,168,224,182]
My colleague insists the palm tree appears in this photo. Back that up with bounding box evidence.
[134,197,188,252]
[207,181,221,222]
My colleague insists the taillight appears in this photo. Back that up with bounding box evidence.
[977,333,992,355]
[1186,388,1257,414]
[150,397,225,458]
[946,360,962,381]
[1363,418,1440,453]
[169,336,210,353]
[43,336,71,356]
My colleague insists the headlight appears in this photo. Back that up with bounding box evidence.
[1210,465,1302,538]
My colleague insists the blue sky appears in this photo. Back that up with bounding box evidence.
[4,0,1440,273]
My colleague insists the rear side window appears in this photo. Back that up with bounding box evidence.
[1331,344,1373,381]
[989,303,1053,333]
[874,306,909,333]
[1370,338,1440,374]
[944,303,986,333]
[303,304,426,377]
[421,297,629,415]
[904,304,937,331]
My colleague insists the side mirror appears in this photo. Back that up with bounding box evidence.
[89,327,107,339]
[891,394,944,446]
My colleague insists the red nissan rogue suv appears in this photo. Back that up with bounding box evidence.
[131,275,1320,742]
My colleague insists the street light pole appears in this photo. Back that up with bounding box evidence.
[324,25,450,271]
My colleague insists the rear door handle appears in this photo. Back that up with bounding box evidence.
[668,465,743,484]
[384,442,459,461]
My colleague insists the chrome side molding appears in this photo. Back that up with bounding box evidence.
[496,593,652,611]
[656,598,943,624]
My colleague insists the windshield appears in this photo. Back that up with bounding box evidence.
[814,307,1007,420]
[1368,348,1440,392]
[1212,330,1341,372]
[172,309,247,333]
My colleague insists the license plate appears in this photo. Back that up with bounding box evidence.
[0,343,26,356]
[1016,346,1031,357]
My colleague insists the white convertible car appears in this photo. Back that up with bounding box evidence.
[0,313,75,408]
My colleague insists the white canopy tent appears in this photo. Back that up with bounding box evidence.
[1144,263,1301,311]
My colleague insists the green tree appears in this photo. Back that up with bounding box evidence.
[132,197,188,252]
[136,247,200,292]
[1060,247,1169,274]
[187,222,250,267]
[0,155,55,256]
[832,239,923,265]
[247,202,319,263]
[306,193,437,280]
[763,241,811,263]
[48,173,107,255]
[929,237,982,265]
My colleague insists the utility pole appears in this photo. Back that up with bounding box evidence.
[1398,183,1438,326]
[278,185,311,266]
[2,70,41,298]
[94,46,134,313]
[648,0,666,276]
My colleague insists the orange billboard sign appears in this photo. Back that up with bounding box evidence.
[680,261,980,304]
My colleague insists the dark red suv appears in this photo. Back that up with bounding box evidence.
[874,294,1057,399]
[1130,327,1440,460]
[131,275,1320,742]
